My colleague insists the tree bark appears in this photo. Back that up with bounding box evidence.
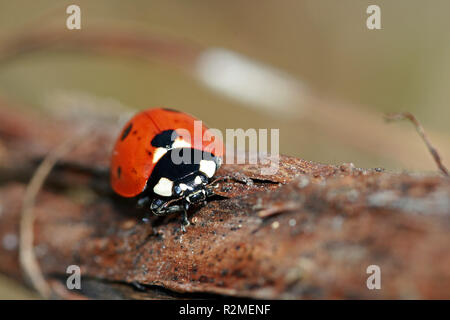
[0,104,449,299]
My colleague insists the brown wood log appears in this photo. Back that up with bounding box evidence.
[0,104,449,299]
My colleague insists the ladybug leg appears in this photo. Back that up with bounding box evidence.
[205,187,215,197]
[150,199,192,232]
[181,202,190,232]
[152,204,184,216]
[139,197,153,223]
[142,212,152,224]
[137,196,151,208]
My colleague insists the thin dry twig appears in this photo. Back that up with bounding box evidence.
[19,128,91,298]
[385,112,449,176]
[0,29,200,69]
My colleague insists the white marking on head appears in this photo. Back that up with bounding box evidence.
[153,177,173,197]
[199,160,216,178]
[194,176,203,185]
[179,183,189,191]
[172,137,191,149]
[152,147,168,164]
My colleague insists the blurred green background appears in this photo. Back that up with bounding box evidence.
[0,0,449,298]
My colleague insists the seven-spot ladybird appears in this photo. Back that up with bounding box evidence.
[110,108,224,230]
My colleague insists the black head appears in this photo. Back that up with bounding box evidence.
[172,173,209,204]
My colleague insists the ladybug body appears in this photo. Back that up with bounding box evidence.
[110,108,223,230]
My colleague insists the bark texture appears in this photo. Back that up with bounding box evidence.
[0,105,449,299]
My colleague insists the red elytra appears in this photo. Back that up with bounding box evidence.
[110,108,223,198]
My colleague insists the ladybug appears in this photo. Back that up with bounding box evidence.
[110,108,224,231]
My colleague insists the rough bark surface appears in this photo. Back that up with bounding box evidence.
[0,104,449,299]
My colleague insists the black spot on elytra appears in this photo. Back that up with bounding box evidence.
[121,123,133,141]
[151,129,178,148]
[147,150,153,157]
[117,166,122,179]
